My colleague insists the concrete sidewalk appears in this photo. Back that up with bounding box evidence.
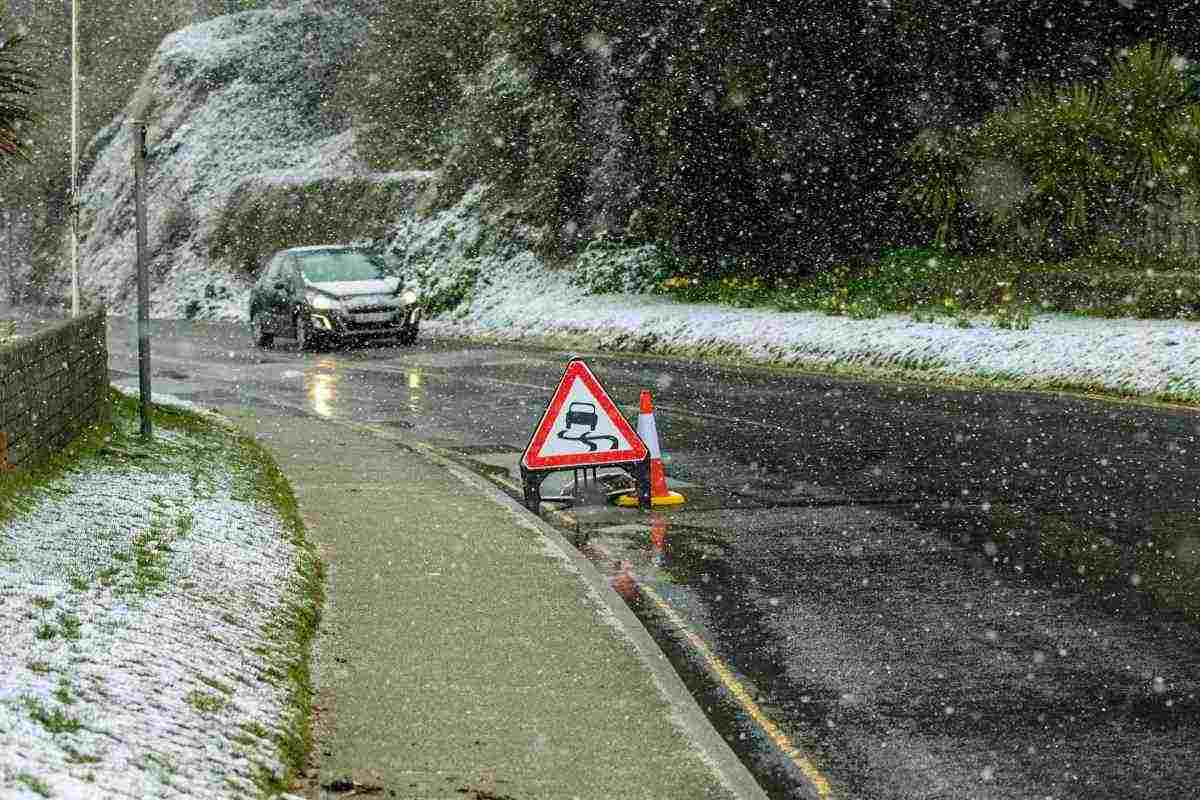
[222,404,765,800]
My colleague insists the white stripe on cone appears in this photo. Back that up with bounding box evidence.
[636,408,662,459]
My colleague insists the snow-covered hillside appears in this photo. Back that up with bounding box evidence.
[71,7,370,321]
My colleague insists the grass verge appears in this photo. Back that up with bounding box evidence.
[234,423,324,798]
[124,393,325,797]
[2,389,323,798]
[654,246,1200,325]
[0,408,113,530]
[457,320,1200,410]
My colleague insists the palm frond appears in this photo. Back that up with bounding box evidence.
[0,34,41,170]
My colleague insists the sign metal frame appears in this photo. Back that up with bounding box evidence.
[520,358,651,512]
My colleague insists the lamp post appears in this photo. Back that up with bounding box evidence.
[69,0,80,317]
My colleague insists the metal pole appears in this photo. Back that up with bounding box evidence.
[69,0,80,317]
[133,121,151,437]
[6,210,12,306]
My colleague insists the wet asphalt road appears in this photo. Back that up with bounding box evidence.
[93,316,1200,800]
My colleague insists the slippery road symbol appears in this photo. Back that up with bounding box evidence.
[556,402,619,452]
[521,359,647,470]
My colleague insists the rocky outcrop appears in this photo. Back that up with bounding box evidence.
[70,6,373,320]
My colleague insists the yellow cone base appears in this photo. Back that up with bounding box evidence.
[615,490,686,508]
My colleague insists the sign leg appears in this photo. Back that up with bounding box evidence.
[636,456,652,511]
[521,466,546,513]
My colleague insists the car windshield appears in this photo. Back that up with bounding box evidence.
[296,250,388,283]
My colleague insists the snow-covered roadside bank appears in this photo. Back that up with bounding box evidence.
[432,273,1200,403]
[379,190,1200,405]
[0,401,317,799]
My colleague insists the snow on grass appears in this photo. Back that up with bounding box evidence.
[110,383,212,418]
[0,416,311,798]
[445,277,1200,401]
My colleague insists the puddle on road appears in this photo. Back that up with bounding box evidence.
[575,514,838,800]
[922,502,1200,627]
[305,360,341,419]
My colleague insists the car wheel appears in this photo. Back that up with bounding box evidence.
[252,314,274,349]
[397,321,419,346]
[295,313,320,352]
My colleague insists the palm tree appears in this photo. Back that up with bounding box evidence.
[0,34,39,170]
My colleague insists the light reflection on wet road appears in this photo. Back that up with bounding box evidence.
[104,317,1200,800]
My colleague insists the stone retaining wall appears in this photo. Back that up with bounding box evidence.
[0,306,109,470]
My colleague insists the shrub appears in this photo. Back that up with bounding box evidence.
[208,175,424,275]
[441,54,588,251]
[380,187,499,315]
[569,234,664,295]
[902,42,1200,259]
[331,0,493,169]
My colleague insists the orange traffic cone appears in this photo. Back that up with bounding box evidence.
[618,390,685,507]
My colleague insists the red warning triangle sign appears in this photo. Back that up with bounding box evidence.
[522,359,648,470]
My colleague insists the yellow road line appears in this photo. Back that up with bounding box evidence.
[638,583,834,799]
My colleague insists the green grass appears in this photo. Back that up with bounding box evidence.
[15,773,51,798]
[61,744,102,765]
[56,612,81,640]
[130,528,171,595]
[2,389,324,800]
[24,696,82,734]
[185,689,229,716]
[0,397,113,530]
[198,675,234,695]
[655,246,1200,324]
[52,678,75,706]
[120,394,324,797]
[230,425,325,797]
[241,720,272,740]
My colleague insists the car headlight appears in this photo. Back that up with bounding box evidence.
[308,293,341,311]
[400,290,418,305]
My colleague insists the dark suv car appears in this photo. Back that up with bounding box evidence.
[249,245,421,350]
